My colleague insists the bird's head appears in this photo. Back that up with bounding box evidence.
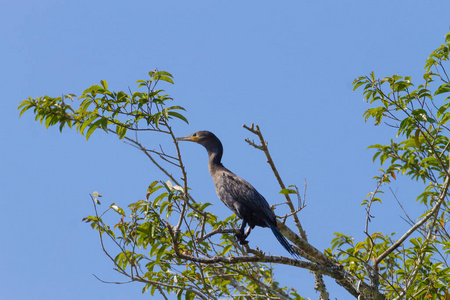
[176,131,200,143]
[176,131,222,154]
[176,131,216,145]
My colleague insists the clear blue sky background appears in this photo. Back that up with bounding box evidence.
[2,1,450,299]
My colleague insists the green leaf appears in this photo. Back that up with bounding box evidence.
[45,115,53,129]
[435,84,450,96]
[200,202,213,211]
[86,118,107,140]
[100,117,109,132]
[411,109,428,122]
[80,115,98,135]
[185,291,195,300]
[86,121,99,140]
[398,117,413,135]
[153,112,162,128]
[279,188,297,194]
[18,99,33,117]
[437,102,450,118]
[110,204,126,216]
[352,79,366,91]
[155,71,173,77]
[162,108,169,119]
[116,124,127,139]
[100,80,108,90]
[223,244,232,254]
[438,112,450,125]
[82,85,103,95]
[167,105,185,111]
[155,75,174,84]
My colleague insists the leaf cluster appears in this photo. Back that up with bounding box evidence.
[326,31,450,299]
[18,70,188,140]
[84,181,295,300]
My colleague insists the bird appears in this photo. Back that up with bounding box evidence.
[176,130,299,258]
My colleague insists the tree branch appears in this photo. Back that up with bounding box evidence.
[243,124,307,241]
[374,173,450,268]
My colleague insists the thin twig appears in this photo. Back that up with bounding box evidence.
[242,123,307,240]
[198,227,239,242]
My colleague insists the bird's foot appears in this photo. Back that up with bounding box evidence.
[235,233,249,245]
[239,239,249,245]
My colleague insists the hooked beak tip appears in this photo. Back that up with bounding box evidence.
[176,136,191,142]
[176,135,199,142]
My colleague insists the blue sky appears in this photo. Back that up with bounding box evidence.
[2,1,450,299]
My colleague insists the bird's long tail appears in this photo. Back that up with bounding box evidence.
[268,222,300,259]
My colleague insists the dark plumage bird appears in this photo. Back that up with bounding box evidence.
[176,130,299,258]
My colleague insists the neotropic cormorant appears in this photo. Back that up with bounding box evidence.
[176,131,299,258]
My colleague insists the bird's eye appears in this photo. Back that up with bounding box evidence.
[193,133,197,137]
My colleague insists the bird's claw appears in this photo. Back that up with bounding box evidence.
[235,233,249,245]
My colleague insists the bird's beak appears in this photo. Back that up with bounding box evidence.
[176,135,199,142]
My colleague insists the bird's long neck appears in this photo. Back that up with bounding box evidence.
[206,142,224,175]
